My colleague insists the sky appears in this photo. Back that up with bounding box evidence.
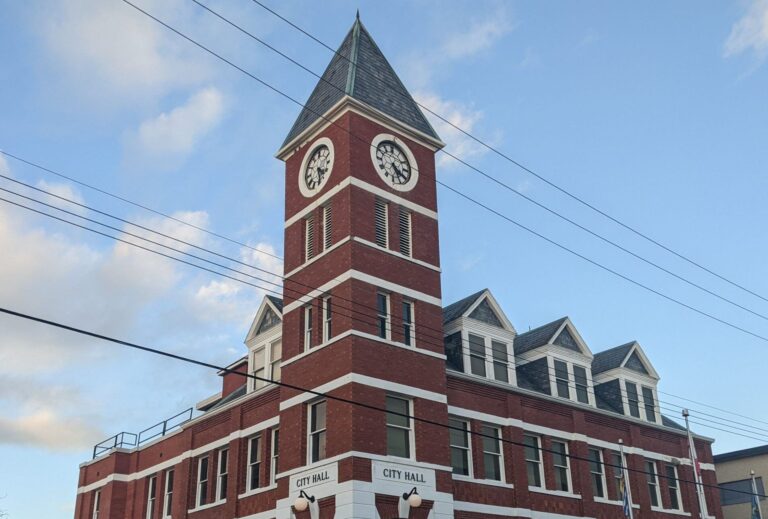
[1,0,767,517]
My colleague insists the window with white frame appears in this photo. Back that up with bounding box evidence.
[377,292,390,339]
[322,296,332,342]
[402,301,414,346]
[92,490,101,519]
[162,469,173,518]
[573,365,590,404]
[482,425,503,481]
[386,396,412,458]
[303,305,313,350]
[554,359,570,399]
[552,440,571,492]
[588,448,606,499]
[196,456,209,507]
[449,418,471,476]
[146,475,157,519]
[524,434,543,487]
[309,400,327,463]
[271,428,280,485]
[665,464,682,510]
[322,204,332,251]
[625,381,641,418]
[304,215,315,261]
[251,340,281,390]
[491,340,509,383]
[251,347,266,390]
[247,435,262,491]
[374,198,389,248]
[645,460,661,507]
[468,333,486,377]
[642,386,657,422]
[270,341,282,383]
[399,208,412,257]
[216,448,228,502]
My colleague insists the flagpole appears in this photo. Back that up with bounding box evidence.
[751,470,763,519]
[619,439,634,519]
[683,409,708,519]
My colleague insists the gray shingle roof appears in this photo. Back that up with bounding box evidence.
[281,15,440,148]
[714,444,768,463]
[442,289,486,324]
[591,342,635,374]
[514,317,568,355]
[266,295,283,313]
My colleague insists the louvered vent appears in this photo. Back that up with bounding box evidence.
[323,204,332,251]
[305,216,315,261]
[399,208,412,257]
[374,198,388,248]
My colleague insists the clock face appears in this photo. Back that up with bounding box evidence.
[299,138,334,197]
[370,134,419,191]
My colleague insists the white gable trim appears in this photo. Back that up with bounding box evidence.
[550,318,593,359]
[621,342,660,380]
[245,296,283,344]
[463,289,516,333]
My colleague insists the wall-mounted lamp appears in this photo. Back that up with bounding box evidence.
[398,487,422,517]
[293,490,319,518]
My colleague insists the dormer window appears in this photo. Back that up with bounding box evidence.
[550,358,593,405]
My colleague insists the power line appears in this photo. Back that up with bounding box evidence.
[245,0,768,306]
[0,303,758,500]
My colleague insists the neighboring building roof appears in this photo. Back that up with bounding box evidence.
[200,384,247,413]
[661,415,686,431]
[281,14,440,148]
[714,444,768,464]
[442,289,486,324]
[592,342,635,374]
[514,317,569,355]
[267,295,283,313]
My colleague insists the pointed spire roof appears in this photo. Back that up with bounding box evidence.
[280,15,440,149]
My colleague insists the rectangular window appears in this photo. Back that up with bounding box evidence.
[399,208,412,257]
[573,365,589,404]
[524,434,543,488]
[554,359,570,399]
[196,456,209,507]
[247,435,262,491]
[720,477,766,505]
[303,305,313,350]
[642,386,656,422]
[252,347,266,390]
[304,216,315,261]
[322,296,332,342]
[552,440,571,492]
[444,332,464,372]
[322,204,332,251]
[92,490,101,519]
[449,418,471,476]
[216,448,228,502]
[270,341,282,383]
[386,396,411,458]
[645,460,660,508]
[482,425,503,481]
[666,465,681,510]
[626,382,641,418]
[309,401,327,463]
[377,293,390,339]
[611,451,624,499]
[374,198,389,248]
[402,301,414,346]
[162,470,173,518]
[491,341,509,382]
[469,333,486,377]
[270,428,280,485]
[588,448,606,499]
[146,476,157,519]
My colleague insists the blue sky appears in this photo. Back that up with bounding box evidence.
[1,1,768,517]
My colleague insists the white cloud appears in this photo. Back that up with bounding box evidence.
[724,0,768,59]
[441,11,514,60]
[0,409,102,451]
[129,87,225,164]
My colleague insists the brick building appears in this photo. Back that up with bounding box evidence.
[74,15,723,519]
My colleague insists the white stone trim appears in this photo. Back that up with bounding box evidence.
[238,483,277,500]
[352,236,440,272]
[188,499,225,514]
[652,506,692,516]
[275,451,452,480]
[283,236,351,279]
[528,486,582,499]
[452,474,514,489]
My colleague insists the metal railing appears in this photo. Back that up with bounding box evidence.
[91,407,194,459]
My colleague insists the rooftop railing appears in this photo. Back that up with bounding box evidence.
[91,407,193,459]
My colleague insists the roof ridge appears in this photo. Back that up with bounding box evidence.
[345,17,361,95]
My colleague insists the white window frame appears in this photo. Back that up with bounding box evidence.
[665,464,682,510]
[92,489,101,519]
[162,469,173,518]
[588,447,607,499]
[490,339,510,383]
[551,439,573,493]
[645,459,661,508]
[270,428,280,485]
[621,378,659,423]
[250,339,282,392]
[573,364,591,404]
[386,395,414,459]
[468,333,487,377]
[303,305,313,350]
[246,434,262,491]
[481,424,504,481]
[146,475,157,519]
[448,417,472,476]
[642,385,657,423]
[553,358,571,400]
[308,400,328,463]
[216,448,228,503]
[625,380,641,418]
[322,295,332,342]
[269,341,282,385]
[401,300,415,346]
[196,456,209,508]
[377,292,391,340]
[322,203,332,251]
[524,434,544,488]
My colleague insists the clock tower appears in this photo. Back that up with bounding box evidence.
[274,14,453,519]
